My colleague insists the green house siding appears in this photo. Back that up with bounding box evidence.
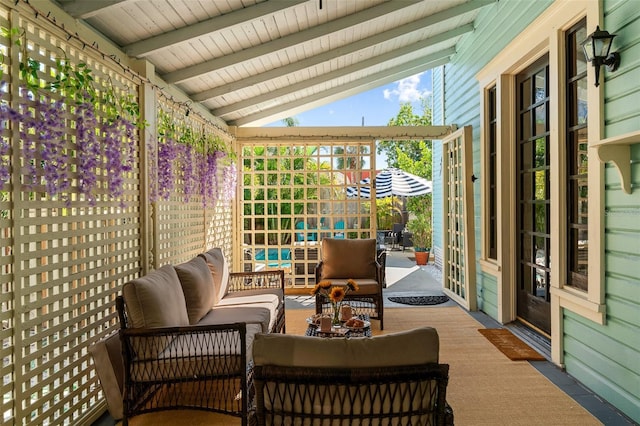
[559,2,640,422]
[432,67,445,265]
[432,0,640,421]
[563,309,640,421]
[433,0,551,313]
[477,273,498,319]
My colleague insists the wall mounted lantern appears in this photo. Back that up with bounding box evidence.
[581,25,620,87]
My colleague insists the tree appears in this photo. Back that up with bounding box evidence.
[282,117,299,127]
[376,98,434,227]
[377,99,432,168]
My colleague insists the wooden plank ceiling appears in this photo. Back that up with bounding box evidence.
[57,0,495,126]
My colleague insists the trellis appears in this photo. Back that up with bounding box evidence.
[239,141,375,288]
[0,2,235,424]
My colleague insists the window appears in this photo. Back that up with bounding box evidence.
[565,19,589,291]
[487,86,498,260]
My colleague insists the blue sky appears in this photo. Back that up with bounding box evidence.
[264,70,433,169]
[265,71,433,128]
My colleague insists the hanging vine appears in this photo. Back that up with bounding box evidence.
[154,106,236,207]
[0,24,236,207]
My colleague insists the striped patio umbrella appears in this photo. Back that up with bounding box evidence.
[346,168,432,199]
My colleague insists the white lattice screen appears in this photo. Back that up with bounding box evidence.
[154,98,234,268]
[239,141,374,289]
[441,126,476,310]
[0,3,235,425]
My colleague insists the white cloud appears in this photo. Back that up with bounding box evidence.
[383,73,431,103]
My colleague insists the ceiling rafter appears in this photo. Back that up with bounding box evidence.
[59,0,498,127]
[124,0,308,58]
[214,43,458,118]
[58,0,129,19]
[162,0,422,85]
[229,54,452,127]
[191,3,483,104]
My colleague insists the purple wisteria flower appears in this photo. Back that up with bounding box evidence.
[157,135,178,200]
[0,104,20,183]
[222,162,237,202]
[18,95,70,204]
[76,98,100,205]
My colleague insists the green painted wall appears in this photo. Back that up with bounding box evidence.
[432,0,640,421]
[432,0,551,310]
[560,2,640,422]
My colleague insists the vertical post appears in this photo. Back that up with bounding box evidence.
[132,60,157,273]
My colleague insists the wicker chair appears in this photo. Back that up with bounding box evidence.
[315,238,385,329]
[252,327,453,425]
[116,298,255,426]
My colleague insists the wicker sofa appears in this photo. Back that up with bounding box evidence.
[252,327,453,425]
[91,248,285,426]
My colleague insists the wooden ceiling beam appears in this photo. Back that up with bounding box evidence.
[228,55,451,127]
[192,17,474,103]
[162,0,422,84]
[214,46,456,118]
[123,0,308,58]
[58,0,128,19]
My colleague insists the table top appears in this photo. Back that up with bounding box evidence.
[305,314,372,338]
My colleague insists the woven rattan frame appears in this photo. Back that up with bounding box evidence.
[253,363,452,425]
[314,254,385,329]
[116,301,250,425]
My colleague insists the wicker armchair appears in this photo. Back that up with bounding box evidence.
[315,238,385,329]
[252,327,453,425]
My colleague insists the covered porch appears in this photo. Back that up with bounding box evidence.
[1,0,638,424]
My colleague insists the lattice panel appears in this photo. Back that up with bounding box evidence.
[153,98,234,267]
[240,142,374,289]
[0,8,142,424]
[441,127,476,310]
[0,6,14,424]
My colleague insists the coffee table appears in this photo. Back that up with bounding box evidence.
[305,314,372,338]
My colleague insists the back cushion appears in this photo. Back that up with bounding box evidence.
[321,238,377,279]
[254,327,439,367]
[199,248,230,302]
[122,265,189,329]
[175,256,216,324]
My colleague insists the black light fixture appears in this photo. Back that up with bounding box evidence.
[581,25,620,87]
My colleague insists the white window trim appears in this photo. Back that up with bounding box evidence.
[476,0,605,366]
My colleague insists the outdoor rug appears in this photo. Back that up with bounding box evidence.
[478,328,546,361]
[120,308,600,426]
[388,295,449,305]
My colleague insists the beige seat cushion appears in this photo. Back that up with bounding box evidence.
[198,248,230,303]
[216,293,280,332]
[321,278,379,295]
[89,332,124,420]
[253,327,439,367]
[122,264,190,329]
[320,238,378,280]
[222,287,284,305]
[199,306,272,333]
[175,256,216,324]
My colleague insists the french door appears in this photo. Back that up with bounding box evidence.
[515,55,551,335]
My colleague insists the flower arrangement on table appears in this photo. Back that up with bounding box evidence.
[311,279,359,325]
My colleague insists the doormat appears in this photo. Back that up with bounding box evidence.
[387,295,449,306]
[478,328,546,361]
